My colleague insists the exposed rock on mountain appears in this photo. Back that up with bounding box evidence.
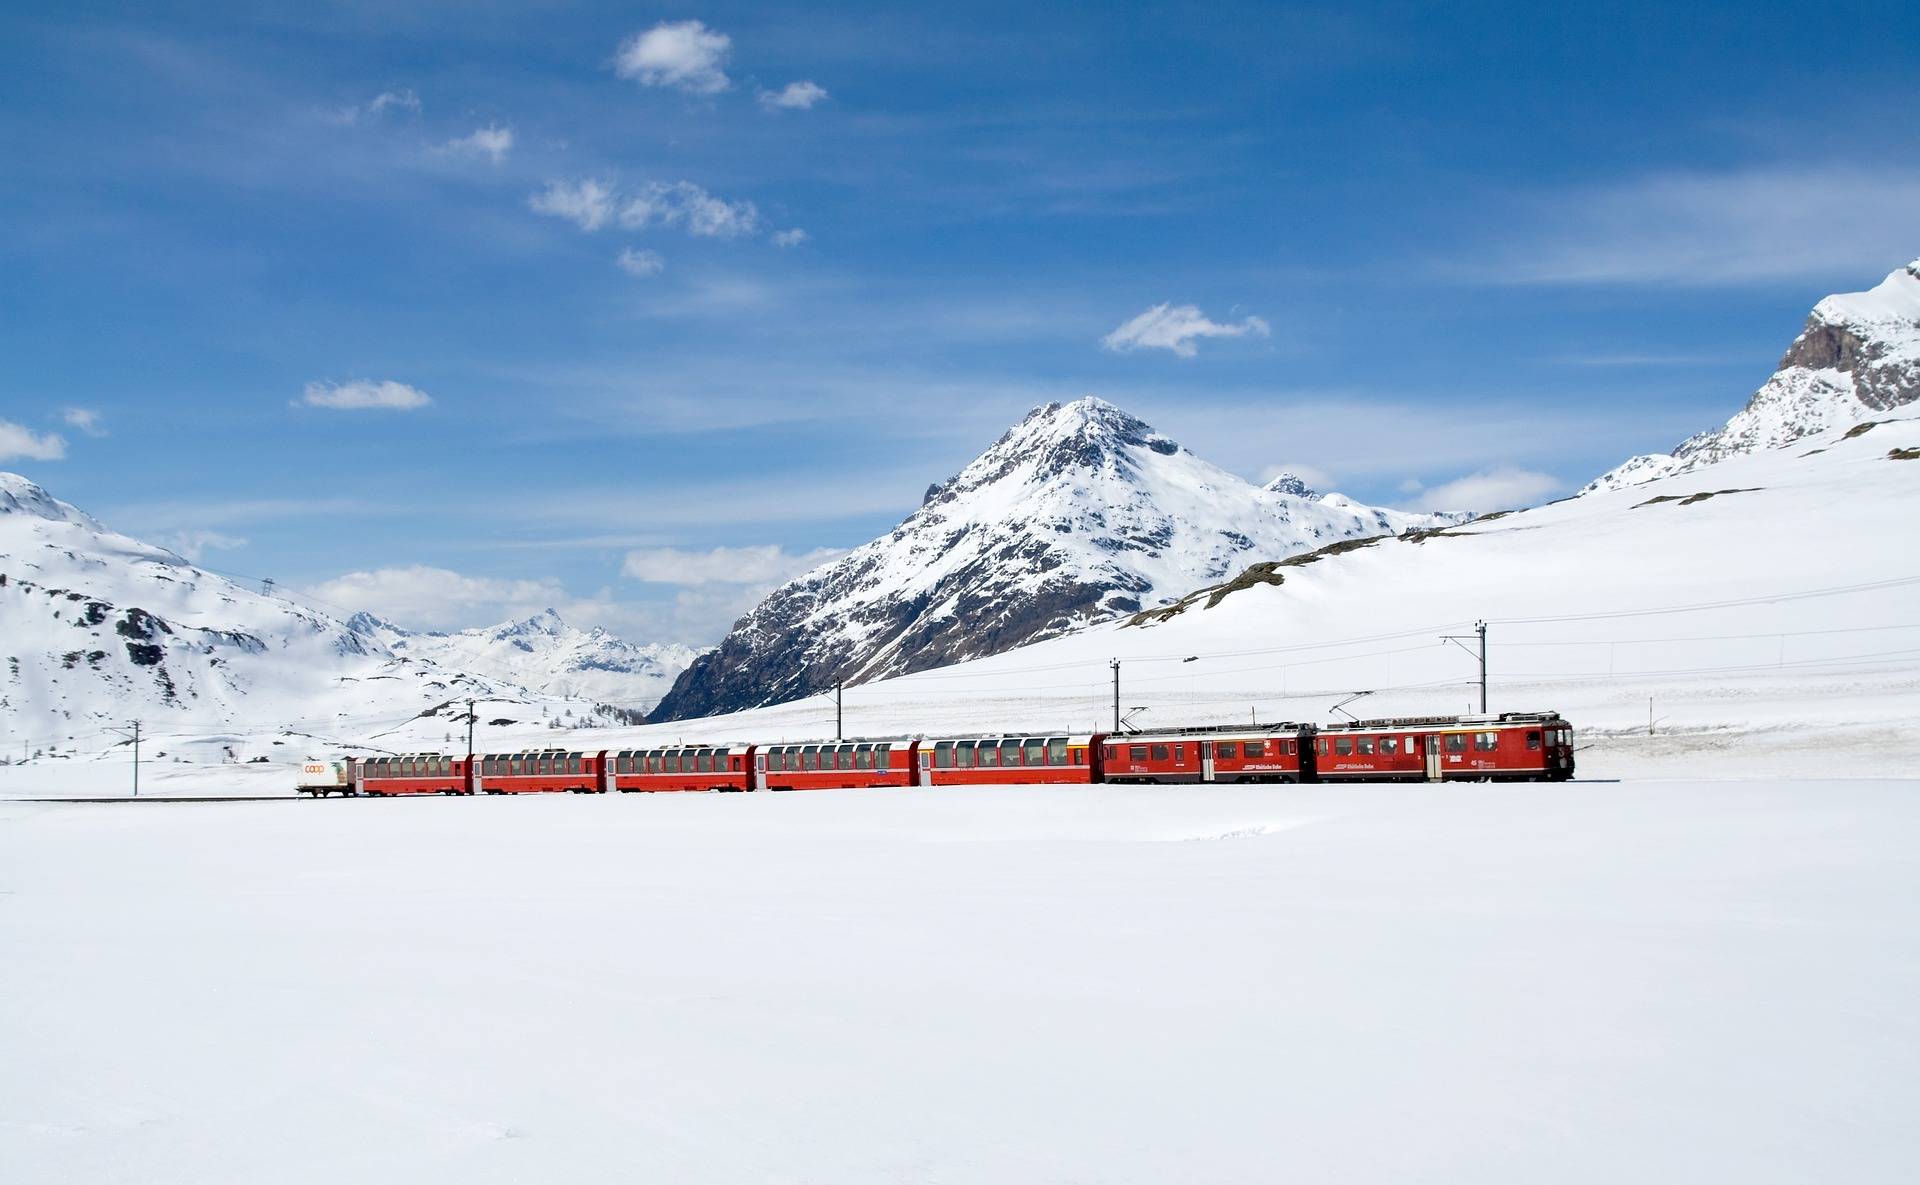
[649,398,1462,721]
[1585,258,1920,493]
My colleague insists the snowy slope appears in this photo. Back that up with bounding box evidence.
[328,411,1920,785]
[1587,258,1920,492]
[651,398,1461,720]
[4,782,1915,1184]
[0,472,664,761]
[347,609,697,713]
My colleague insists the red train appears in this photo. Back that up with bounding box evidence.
[300,713,1574,796]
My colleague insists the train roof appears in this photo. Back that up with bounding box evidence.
[1318,711,1565,732]
[1110,722,1310,742]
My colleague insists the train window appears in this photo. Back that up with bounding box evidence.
[510,758,523,775]
[841,745,857,769]
[1405,735,1417,751]
[1050,739,1068,764]
[1072,747,1087,765]
[1475,732,1499,751]
[690,752,705,773]
[876,745,891,767]
[1357,737,1375,755]
[1216,742,1237,759]
[568,757,581,774]
[934,743,955,769]
[1316,739,1328,755]
[1000,740,1022,765]
[659,753,675,773]
[1527,731,1541,750]
[1129,746,1147,761]
[1245,740,1266,758]
[1026,740,1046,765]
[1150,745,1169,761]
[804,747,820,771]
[920,751,931,767]
[766,751,782,772]
[1380,737,1398,756]
[1103,746,1117,761]
[955,741,974,768]
[855,748,872,770]
[978,744,999,767]
[1334,737,1352,756]
[1445,734,1467,753]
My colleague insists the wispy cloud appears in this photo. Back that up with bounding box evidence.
[60,407,107,436]
[0,420,67,462]
[158,529,247,562]
[1397,467,1560,514]
[532,178,761,239]
[770,228,809,249]
[327,88,420,126]
[297,379,433,411]
[622,544,846,585]
[616,247,666,277]
[619,181,760,239]
[529,178,616,231]
[1101,303,1270,358]
[306,564,570,633]
[442,124,513,165]
[1474,166,1920,286]
[759,81,828,111]
[615,20,732,95]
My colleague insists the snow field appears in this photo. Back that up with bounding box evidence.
[2,781,1916,1183]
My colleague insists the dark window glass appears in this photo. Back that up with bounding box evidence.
[978,744,999,767]
[935,744,955,769]
[1150,745,1169,761]
[1446,734,1467,753]
[955,742,973,768]
[1026,741,1046,765]
[1357,737,1375,755]
[1049,740,1068,764]
[1380,737,1399,756]
[1000,741,1022,765]
[1216,742,1237,759]
[1335,738,1353,756]
[1527,732,1541,750]
[1129,746,1147,760]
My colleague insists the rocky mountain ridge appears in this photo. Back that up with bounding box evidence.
[649,397,1464,721]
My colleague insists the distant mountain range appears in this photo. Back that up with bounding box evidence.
[1584,257,1920,493]
[0,476,693,755]
[648,397,1464,721]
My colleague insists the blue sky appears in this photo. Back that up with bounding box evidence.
[3,1,1916,644]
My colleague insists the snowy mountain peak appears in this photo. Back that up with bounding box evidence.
[650,400,1462,721]
[1263,472,1321,500]
[0,472,99,528]
[493,608,567,639]
[1584,257,1920,494]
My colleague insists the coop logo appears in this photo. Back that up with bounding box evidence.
[301,763,332,777]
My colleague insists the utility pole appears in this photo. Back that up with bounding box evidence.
[835,683,843,741]
[1649,696,1655,737]
[131,720,140,797]
[1110,659,1121,732]
[466,699,476,761]
[1441,621,1489,714]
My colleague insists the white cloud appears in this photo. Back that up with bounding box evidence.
[158,530,247,563]
[759,80,828,110]
[1479,167,1920,286]
[1101,303,1271,358]
[621,544,846,585]
[60,408,107,437]
[306,565,571,633]
[529,178,617,231]
[615,20,732,95]
[619,181,760,239]
[1397,467,1560,514]
[770,228,809,249]
[0,420,67,461]
[443,124,513,164]
[329,89,420,125]
[616,247,666,277]
[297,379,433,411]
[368,89,420,116]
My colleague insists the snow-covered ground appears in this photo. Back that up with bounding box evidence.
[2,782,1914,1184]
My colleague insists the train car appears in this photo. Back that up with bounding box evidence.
[1100,724,1313,784]
[472,749,603,794]
[1312,713,1574,782]
[360,753,473,796]
[610,744,752,792]
[916,734,1101,787]
[295,758,360,797]
[757,739,913,791]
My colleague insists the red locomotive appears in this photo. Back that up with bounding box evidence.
[311,712,1574,797]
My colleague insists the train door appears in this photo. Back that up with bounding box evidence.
[751,750,766,792]
[1422,735,1443,782]
[601,760,615,795]
[352,760,366,797]
[1199,741,1216,783]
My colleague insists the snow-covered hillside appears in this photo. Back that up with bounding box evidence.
[0,473,669,760]
[347,609,696,713]
[1587,258,1920,492]
[651,398,1461,721]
